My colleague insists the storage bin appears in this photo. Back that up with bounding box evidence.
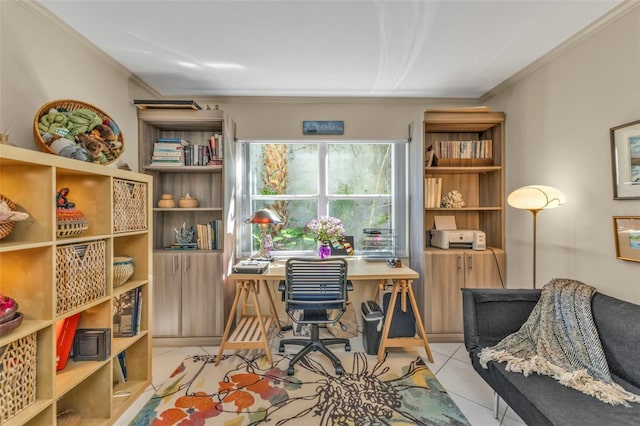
[361,301,384,355]
[113,179,147,232]
[0,332,37,422]
[56,240,106,315]
[382,291,416,338]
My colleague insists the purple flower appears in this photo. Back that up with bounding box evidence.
[304,216,345,242]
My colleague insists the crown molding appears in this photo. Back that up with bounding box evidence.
[480,0,640,103]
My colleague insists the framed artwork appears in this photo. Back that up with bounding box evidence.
[612,216,640,262]
[610,119,640,199]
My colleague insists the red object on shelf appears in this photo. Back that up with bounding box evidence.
[56,313,81,371]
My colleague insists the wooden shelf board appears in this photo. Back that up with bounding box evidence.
[0,240,53,253]
[1,399,53,426]
[56,359,108,397]
[424,207,502,211]
[424,166,502,174]
[111,379,151,419]
[112,330,149,354]
[153,207,223,212]
[143,165,223,174]
[0,319,51,346]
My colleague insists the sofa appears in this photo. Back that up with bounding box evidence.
[462,288,640,426]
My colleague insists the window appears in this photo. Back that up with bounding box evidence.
[237,140,408,257]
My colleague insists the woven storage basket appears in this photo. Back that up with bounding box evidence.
[56,217,89,238]
[56,241,106,315]
[0,195,17,240]
[33,99,124,165]
[0,332,37,423]
[113,179,147,233]
[113,256,134,288]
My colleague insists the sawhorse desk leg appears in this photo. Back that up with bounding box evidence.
[216,279,280,365]
[377,279,434,363]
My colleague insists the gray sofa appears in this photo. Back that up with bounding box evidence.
[462,288,640,426]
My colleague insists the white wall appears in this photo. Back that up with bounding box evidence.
[484,5,640,302]
[0,1,154,169]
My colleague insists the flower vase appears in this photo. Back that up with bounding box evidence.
[318,241,331,259]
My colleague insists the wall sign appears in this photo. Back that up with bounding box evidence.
[303,121,344,135]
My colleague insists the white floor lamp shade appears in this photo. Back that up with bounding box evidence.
[507,185,565,288]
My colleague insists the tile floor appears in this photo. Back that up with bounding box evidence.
[116,332,526,426]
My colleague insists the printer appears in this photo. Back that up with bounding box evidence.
[431,229,486,250]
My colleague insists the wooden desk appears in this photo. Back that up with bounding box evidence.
[216,258,434,364]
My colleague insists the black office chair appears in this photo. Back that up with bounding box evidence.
[278,257,352,375]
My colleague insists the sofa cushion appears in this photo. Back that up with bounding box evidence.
[471,353,640,426]
[592,293,640,388]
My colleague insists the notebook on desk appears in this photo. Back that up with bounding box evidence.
[233,260,269,274]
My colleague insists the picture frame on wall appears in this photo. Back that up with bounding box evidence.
[610,119,640,199]
[612,216,640,262]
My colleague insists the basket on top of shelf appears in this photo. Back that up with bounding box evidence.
[0,195,18,240]
[113,256,134,288]
[0,332,37,423]
[113,179,147,232]
[33,99,125,165]
[56,240,106,315]
[56,188,88,238]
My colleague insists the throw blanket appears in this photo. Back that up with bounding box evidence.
[479,278,640,406]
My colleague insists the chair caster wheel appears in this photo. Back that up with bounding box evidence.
[279,345,285,353]
[345,343,351,351]
[335,365,344,375]
[287,366,295,376]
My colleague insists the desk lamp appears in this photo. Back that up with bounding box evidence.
[507,185,565,289]
[245,208,282,261]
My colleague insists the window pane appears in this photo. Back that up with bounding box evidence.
[327,144,392,194]
[250,144,318,195]
[329,199,391,250]
[251,199,318,252]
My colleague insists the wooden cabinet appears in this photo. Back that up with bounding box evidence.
[424,249,505,337]
[409,109,506,342]
[153,252,224,339]
[137,109,232,345]
[0,144,152,425]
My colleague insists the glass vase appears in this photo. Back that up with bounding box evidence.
[318,241,331,259]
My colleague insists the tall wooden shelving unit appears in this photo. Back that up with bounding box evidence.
[0,144,152,425]
[137,109,234,346]
[410,110,506,342]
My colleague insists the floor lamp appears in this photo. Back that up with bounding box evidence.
[507,185,565,289]
[245,208,282,261]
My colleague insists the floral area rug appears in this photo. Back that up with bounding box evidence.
[130,351,470,426]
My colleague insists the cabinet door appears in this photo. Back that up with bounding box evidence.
[153,252,181,337]
[424,251,465,334]
[464,250,505,289]
[181,252,223,337]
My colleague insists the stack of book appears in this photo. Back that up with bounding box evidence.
[182,134,223,166]
[424,177,443,208]
[196,220,222,250]
[150,138,186,166]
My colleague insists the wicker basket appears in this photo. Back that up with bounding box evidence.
[113,179,147,232]
[0,332,37,423]
[33,99,125,165]
[0,195,17,240]
[56,241,106,315]
[113,256,134,288]
[56,217,89,238]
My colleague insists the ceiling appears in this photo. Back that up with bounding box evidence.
[38,0,623,99]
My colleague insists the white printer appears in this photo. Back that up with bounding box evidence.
[431,229,486,250]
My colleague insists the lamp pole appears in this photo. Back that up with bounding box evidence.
[531,209,539,289]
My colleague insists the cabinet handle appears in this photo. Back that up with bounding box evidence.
[183,255,190,273]
[467,254,472,271]
[457,255,462,271]
[172,255,177,275]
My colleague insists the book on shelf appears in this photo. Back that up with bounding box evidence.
[156,137,189,144]
[112,287,141,337]
[113,353,126,385]
[196,220,222,250]
[115,351,128,383]
[424,177,442,208]
[55,312,81,371]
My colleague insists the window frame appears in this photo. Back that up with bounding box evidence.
[236,139,409,258]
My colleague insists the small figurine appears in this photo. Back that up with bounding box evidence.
[441,190,466,208]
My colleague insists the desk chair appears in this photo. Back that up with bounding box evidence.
[278,257,352,375]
